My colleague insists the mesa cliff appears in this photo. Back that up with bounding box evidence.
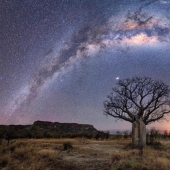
[0,120,102,139]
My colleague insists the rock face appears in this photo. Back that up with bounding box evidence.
[33,120,96,132]
[0,121,98,139]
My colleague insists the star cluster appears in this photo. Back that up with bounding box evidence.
[1,0,170,131]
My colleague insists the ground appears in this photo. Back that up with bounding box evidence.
[0,138,170,170]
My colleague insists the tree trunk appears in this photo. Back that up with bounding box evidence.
[138,118,146,156]
[138,117,146,147]
[132,118,146,148]
[132,121,138,147]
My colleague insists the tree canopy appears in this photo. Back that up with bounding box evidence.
[104,77,170,124]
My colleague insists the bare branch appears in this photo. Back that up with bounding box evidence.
[104,77,170,125]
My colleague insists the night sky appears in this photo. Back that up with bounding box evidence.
[1,0,170,131]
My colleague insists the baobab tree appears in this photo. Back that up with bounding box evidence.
[104,77,170,147]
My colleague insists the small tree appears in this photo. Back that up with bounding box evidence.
[105,131,110,139]
[104,77,170,147]
[163,130,168,139]
[116,131,122,139]
[147,128,160,144]
[123,130,129,139]
[5,127,12,146]
[0,131,3,145]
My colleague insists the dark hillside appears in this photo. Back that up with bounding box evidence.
[0,121,107,139]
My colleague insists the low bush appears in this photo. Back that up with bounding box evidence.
[63,142,73,150]
[111,154,122,163]
[147,141,164,150]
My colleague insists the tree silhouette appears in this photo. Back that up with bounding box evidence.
[104,77,170,146]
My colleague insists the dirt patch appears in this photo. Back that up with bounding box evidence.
[50,139,127,170]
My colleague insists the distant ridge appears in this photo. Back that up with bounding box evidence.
[33,120,97,132]
[0,120,99,139]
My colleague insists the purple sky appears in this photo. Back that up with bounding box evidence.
[1,0,170,131]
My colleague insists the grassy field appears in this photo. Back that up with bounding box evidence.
[0,138,170,170]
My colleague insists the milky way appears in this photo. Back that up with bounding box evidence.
[1,0,170,130]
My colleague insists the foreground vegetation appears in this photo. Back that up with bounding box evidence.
[0,137,170,170]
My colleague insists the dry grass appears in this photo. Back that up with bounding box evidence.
[0,139,79,170]
[110,141,170,170]
[0,138,170,170]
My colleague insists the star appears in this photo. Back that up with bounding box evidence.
[1,0,170,131]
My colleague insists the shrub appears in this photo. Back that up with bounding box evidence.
[63,142,73,150]
[0,154,9,168]
[148,141,164,150]
[111,154,122,163]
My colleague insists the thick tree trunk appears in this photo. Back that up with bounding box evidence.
[132,118,146,148]
[138,118,146,156]
[138,118,146,147]
[132,121,138,147]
